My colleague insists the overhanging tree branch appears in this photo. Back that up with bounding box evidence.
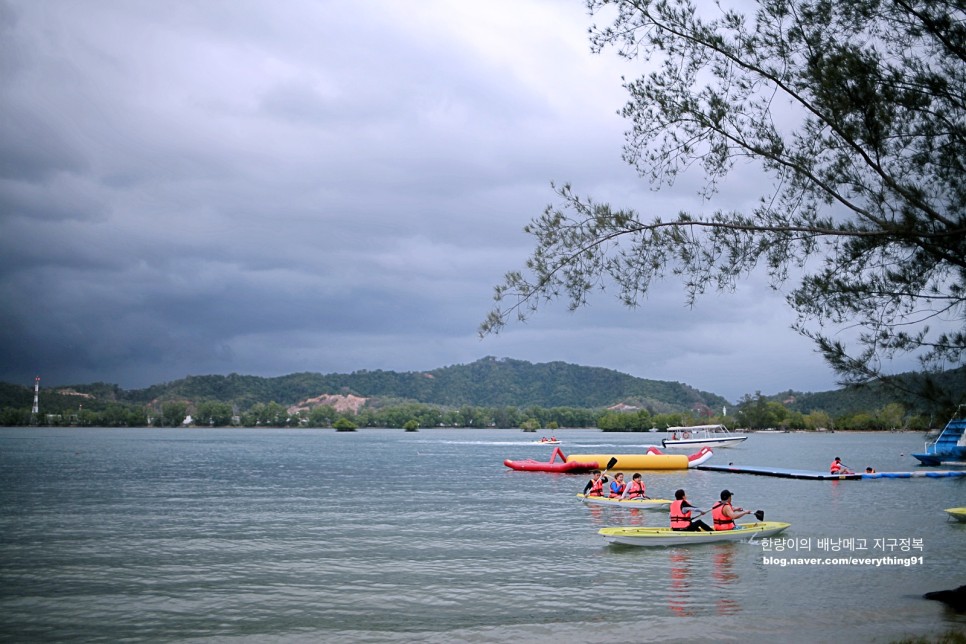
[482,0,965,403]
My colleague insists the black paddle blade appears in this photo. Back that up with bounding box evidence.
[606,456,619,470]
[754,510,765,521]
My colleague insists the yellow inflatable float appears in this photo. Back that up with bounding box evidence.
[503,446,713,472]
[567,453,689,470]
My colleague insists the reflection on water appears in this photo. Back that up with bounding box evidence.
[711,547,741,616]
[667,545,742,618]
[580,503,660,528]
[668,549,694,617]
[585,504,606,525]
[623,507,648,527]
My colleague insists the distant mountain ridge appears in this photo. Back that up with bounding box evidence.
[8,357,729,414]
[129,356,730,413]
[2,358,961,417]
[774,365,965,417]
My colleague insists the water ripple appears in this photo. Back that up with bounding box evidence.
[2,427,964,642]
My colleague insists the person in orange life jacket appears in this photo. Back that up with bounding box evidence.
[582,470,607,496]
[830,457,853,474]
[622,473,648,499]
[711,490,752,531]
[670,489,713,532]
[608,472,626,498]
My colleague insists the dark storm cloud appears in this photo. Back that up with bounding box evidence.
[0,0,855,400]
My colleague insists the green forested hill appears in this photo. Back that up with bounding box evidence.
[5,358,961,420]
[43,356,728,413]
[416,357,727,410]
[777,365,965,418]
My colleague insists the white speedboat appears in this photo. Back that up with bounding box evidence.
[533,437,561,445]
[661,424,748,449]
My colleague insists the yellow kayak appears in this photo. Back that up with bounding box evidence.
[944,507,966,522]
[576,493,672,510]
[599,521,791,547]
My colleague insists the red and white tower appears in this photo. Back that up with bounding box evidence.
[31,376,40,415]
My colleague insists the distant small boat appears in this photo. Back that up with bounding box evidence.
[662,424,748,449]
[912,406,966,466]
[534,437,561,445]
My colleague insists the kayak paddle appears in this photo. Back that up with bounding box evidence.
[598,456,619,482]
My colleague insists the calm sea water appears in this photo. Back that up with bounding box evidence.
[1,427,964,643]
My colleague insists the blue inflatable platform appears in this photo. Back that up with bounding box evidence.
[696,464,966,480]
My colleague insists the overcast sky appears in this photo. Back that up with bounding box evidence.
[0,0,891,402]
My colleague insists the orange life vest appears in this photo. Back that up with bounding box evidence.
[670,500,691,529]
[609,481,626,498]
[712,501,735,531]
[589,478,603,496]
[830,460,843,473]
[626,480,647,498]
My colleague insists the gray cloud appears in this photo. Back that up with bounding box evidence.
[0,0,873,401]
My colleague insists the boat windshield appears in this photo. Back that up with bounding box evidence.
[666,424,730,435]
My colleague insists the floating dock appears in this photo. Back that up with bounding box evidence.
[862,470,966,479]
[696,464,966,480]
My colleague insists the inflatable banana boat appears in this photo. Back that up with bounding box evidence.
[503,446,713,473]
